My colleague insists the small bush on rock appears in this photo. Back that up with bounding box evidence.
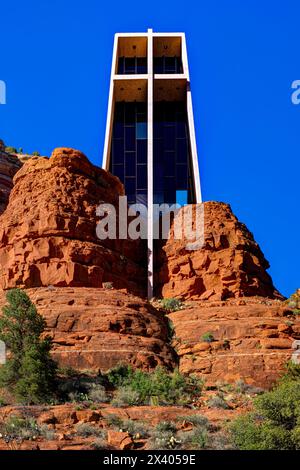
[201,332,215,343]
[159,298,183,312]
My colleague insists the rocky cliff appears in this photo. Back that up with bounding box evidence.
[0,146,298,388]
[0,141,22,215]
[0,147,146,296]
[155,202,282,300]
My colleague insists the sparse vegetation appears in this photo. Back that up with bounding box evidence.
[159,298,184,312]
[0,416,43,441]
[107,365,203,406]
[230,362,300,449]
[149,421,178,450]
[75,423,105,438]
[121,419,149,438]
[177,414,210,429]
[201,332,215,343]
[207,394,230,409]
[111,386,140,407]
[4,146,17,154]
[102,282,113,290]
[105,413,124,429]
[287,289,300,315]
[91,437,108,449]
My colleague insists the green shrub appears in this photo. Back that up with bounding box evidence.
[111,386,140,407]
[107,365,203,406]
[159,298,183,312]
[156,421,177,434]
[0,416,41,441]
[102,282,113,290]
[75,423,105,438]
[207,394,230,409]
[122,419,149,438]
[4,146,17,154]
[88,384,110,403]
[91,437,108,449]
[32,151,40,156]
[106,414,124,429]
[177,414,209,429]
[149,421,178,450]
[178,426,207,450]
[230,376,300,450]
[201,332,215,343]
[0,289,58,404]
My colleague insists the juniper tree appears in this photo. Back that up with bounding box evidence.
[0,288,57,404]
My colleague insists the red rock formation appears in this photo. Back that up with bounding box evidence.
[168,298,300,388]
[0,148,146,295]
[0,143,22,215]
[155,202,283,301]
[0,287,176,371]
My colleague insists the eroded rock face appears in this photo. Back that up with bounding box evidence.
[168,298,300,388]
[0,287,176,371]
[0,148,146,295]
[0,146,22,215]
[155,202,283,301]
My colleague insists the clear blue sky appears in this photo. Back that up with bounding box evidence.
[0,0,299,297]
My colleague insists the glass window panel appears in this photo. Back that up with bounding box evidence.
[136,122,147,139]
[164,188,176,204]
[164,151,175,177]
[176,121,186,138]
[165,57,176,72]
[137,139,147,164]
[154,157,164,191]
[176,164,188,189]
[154,57,163,74]
[125,152,136,177]
[154,192,164,204]
[113,164,124,182]
[176,190,188,206]
[125,177,136,197]
[125,126,135,151]
[137,112,146,123]
[154,122,163,139]
[136,192,147,206]
[112,139,124,164]
[113,122,123,139]
[124,57,135,73]
[137,164,147,189]
[117,57,125,74]
[137,57,147,74]
[164,127,175,150]
[177,139,188,163]
[115,102,124,121]
[125,104,135,124]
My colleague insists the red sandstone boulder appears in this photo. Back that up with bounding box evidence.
[155,202,283,301]
[107,430,134,450]
[168,298,300,388]
[0,287,176,371]
[0,148,146,296]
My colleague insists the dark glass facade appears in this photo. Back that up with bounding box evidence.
[153,101,194,205]
[110,101,194,207]
[154,56,183,74]
[117,57,147,74]
[117,56,183,75]
[110,102,147,205]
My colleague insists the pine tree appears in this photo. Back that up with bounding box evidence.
[0,288,57,404]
